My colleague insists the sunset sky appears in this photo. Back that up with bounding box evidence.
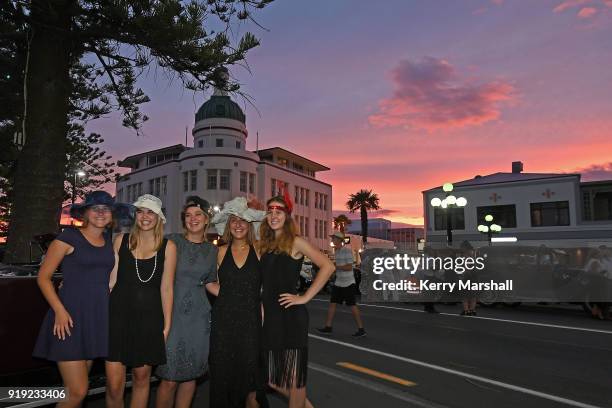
[89,0,612,226]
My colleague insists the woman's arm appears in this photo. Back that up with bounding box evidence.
[205,245,223,296]
[279,237,334,308]
[109,234,123,292]
[161,240,177,341]
[36,239,73,339]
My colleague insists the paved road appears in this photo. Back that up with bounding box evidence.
[6,300,612,408]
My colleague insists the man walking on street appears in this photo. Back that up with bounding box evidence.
[317,232,366,337]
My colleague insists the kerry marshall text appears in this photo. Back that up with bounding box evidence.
[372,279,514,292]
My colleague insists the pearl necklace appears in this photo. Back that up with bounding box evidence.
[135,252,157,283]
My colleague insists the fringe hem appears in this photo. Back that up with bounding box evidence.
[265,348,308,389]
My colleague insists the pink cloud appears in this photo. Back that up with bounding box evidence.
[577,6,598,17]
[553,0,590,13]
[491,0,504,5]
[368,57,516,132]
[572,162,612,181]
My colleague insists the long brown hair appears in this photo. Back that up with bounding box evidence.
[258,196,297,255]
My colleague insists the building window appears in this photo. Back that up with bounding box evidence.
[324,220,328,237]
[117,188,123,202]
[220,169,231,190]
[294,186,299,204]
[236,141,241,149]
[190,170,197,191]
[162,176,167,195]
[323,194,328,210]
[149,179,154,194]
[305,189,309,207]
[271,178,277,197]
[315,192,319,209]
[137,183,143,197]
[582,191,592,221]
[300,216,305,236]
[207,169,217,190]
[433,207,465,230]
[249,173,255,194]
[240,171,247,193]
[314,219,318,238]
[531,201,570,227]
[278,157,288,167]
[216,138,223,147]
[183,172,189,192]
[304,217,309,237]
[198,140,204,148]
[476,205,517,228]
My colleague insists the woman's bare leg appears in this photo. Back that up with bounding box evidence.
[57,360,91,408]
[105,361,126,408]
[155,379,177,408]
[130,365,152,408]
[245,391,259,408]
[175,380,196,408]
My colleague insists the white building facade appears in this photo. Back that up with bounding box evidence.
[423,162,612,248]
[115,93,333,252]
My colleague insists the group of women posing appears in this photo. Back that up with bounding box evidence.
[33,190,334,408]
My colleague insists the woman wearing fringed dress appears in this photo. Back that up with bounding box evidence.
[258,195,334,408]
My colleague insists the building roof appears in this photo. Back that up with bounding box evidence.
[195,95,246,124]
[423,172,580,192]
[118,144,187,168]
[256,147,330,172]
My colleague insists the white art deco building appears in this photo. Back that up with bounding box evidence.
[115,91,333,251]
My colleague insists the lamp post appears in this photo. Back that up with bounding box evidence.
[72,170,86,205]
[430,182,467,246]
[478,214,502,246]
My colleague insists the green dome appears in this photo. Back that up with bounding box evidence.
[195,95,246,124]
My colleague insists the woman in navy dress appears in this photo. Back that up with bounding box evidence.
[106,194,177,408]
[33,191,118,408]
[258,195,334,408]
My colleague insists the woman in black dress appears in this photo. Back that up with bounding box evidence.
[209,196,266,408]
[106,194,177,408]
[258,195,334,408]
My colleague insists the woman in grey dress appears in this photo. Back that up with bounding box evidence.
[156,196,219,408]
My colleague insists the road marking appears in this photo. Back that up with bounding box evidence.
[336,361,416,387]
[310,299,612,335]
[309,334,603,408]
[308,362,445,408]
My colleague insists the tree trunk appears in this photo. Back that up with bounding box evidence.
[4,0,72,263]
[361,207,368,246]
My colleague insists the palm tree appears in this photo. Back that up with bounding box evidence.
[346,189,381,247]
[333,214,352,233]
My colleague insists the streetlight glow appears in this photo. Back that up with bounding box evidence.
[442,182,454,192]
[456,197,467,207]
[446,195,457,205]
[485,214,493,222]
[430,197,442,207]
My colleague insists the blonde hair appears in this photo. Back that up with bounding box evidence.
[222,215,255,246]
[258,198,297,255]
[129,217,164,251]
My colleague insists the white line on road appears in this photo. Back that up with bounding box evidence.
[311,299,612,335]
[308,362,446,408]
[309,334,603,408]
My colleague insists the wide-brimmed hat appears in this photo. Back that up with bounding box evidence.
[211,196,266,236]
[70,191,120,219]
[133,194,166,224]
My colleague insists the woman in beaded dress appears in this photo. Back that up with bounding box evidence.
[155,196,219,408]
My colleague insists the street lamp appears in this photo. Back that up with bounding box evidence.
[478,214,502,246]
[72,170,86,205]
[430,182,467,246]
